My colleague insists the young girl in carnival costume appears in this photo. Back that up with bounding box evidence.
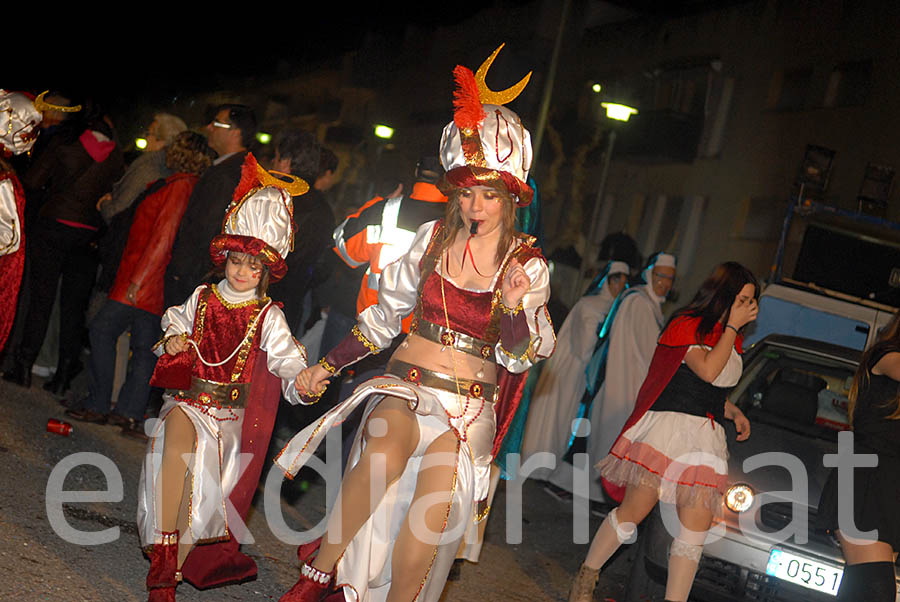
[0,91,79,352]
[138,155,311,601]
[275,45,555,602]
[569,262,757,602]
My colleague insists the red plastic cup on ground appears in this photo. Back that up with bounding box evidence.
[47,418,73,436]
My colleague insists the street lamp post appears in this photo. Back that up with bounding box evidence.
[569,99,638,303]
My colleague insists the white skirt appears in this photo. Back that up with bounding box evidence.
[274,374,496,602]
[137,395,246,546]
[596,410,728,514]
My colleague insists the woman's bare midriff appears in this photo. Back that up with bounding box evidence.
[389,333,497,384]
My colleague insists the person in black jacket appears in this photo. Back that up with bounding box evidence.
[267,128,335,333]
[164,104,255,307]
[4,103,124,393]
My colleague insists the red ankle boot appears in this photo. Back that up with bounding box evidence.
[146,531,179,602]
[279,562,334,602]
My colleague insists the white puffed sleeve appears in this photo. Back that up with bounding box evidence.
[259,305,309,404]
[0,179,21,255]
[154,285,205,357]
[496,255,556,373]
[355,220,437,348]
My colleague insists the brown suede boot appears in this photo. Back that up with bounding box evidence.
[146,531,179,602]
[568,564,601,602]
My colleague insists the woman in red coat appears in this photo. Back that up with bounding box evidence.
[66,132,213,434]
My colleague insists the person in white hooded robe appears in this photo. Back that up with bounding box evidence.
[547,253,677,497]
[520,260,630,481]
[586,253,677,494]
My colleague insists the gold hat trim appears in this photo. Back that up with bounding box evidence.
[256,163,309,197]
[474,44,532,107]
[33,91,81,113]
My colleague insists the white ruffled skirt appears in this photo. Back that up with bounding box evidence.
[137,395,246,546]
[274,374,496,602]
[596,410,728,514]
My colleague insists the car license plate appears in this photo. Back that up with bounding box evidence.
[766,549,843,595]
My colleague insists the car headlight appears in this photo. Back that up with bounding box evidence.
[725,483,755,513]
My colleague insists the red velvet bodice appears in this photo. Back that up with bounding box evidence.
[418,270,495,342]
[190,286,270,384]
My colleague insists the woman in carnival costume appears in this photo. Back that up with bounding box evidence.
[569,262,757,602]
[0,91,78,352]
[138,156,311,601]
[276,45,555,602]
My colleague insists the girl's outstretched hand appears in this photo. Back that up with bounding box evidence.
[295,364,331,397]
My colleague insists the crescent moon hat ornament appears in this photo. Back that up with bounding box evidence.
[33,91,82,113]
[438,44,535,206]
[256,163,309,197]
[474,44,532,107]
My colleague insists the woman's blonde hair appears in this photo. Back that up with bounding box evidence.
[848,311,900,427]
[440,186,517,266]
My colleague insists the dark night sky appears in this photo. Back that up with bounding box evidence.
[11,1,715,118]
[14,3,491,110]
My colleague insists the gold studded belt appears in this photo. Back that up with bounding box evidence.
[170,377,249,409]
[412,319,496,362]
[386,359,497,402]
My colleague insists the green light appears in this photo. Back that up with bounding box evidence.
[374,124,394,139]
[601,102,639,122]
[591,83,602,93]
[135,137,148,150]
[256,132,272,144]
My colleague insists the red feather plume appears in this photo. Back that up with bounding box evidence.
[233,153,260,204]
[452,65,485,131]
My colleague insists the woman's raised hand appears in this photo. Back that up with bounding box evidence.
[501,258,531,309]
[295,364,331,396]
[728,293,759,329]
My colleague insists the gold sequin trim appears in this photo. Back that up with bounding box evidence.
[413,438,461,600]
[318,358,337,374]
[351,324,381,354]
[499,335,539,363]
[194,287,211,343]
[474,500,491,523]
[293,337,308,365]
[229,302,266,382]
[498,297,523,316]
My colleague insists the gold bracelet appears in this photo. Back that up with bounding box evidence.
[153,332,187,352]
[498,298,523,316]
[318,358,337,374]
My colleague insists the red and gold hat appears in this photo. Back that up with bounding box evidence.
[209,154,309,281]
[438,44,534,206]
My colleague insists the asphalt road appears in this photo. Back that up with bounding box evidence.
[0,375,632,601]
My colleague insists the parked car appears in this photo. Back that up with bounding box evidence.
[625,334,900,601]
